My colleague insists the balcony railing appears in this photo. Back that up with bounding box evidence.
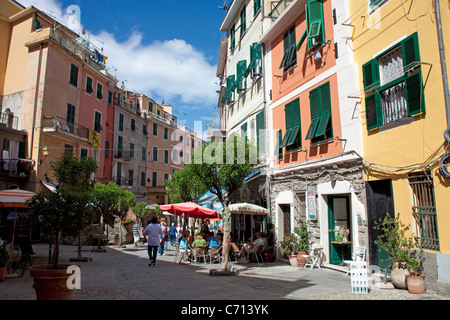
[1,112,18,130]
[269,0,294,20]
[0,158,34,180]
[114,150,132,161]
[42,116,90,140]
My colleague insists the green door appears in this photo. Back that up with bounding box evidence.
[328,195,352,265]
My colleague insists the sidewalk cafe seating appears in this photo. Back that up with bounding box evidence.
[208,245,222,264]
[174,239,190,264]
[248,245,264,264]
[344,246,366,276]
[191,245,207,264]
[303,244,324,270]
[229,243,242,262]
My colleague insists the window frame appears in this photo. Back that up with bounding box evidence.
[85,75,93,94]
[305,82,333,143]
[69,63,78,87]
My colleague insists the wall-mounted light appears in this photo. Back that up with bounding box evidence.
[39,146,49,165]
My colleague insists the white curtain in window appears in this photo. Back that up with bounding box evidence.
[379,46,404,86]
[381,82,407,125]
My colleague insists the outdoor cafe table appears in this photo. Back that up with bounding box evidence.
[331,241,352,266]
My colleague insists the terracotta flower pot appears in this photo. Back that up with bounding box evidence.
[0,266,6,282]
[406,274,426,294]
[390,264,409,289]
[288,255,298,267]
[30,264,80,300]
[297,252,308,268]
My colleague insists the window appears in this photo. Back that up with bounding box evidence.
[148,102,153,113]
[108,91,113,105]
[164,173,169,182]
[142,147,146,161]
[94,111,102,133]
[240,5,246,38]
[130,143,134,158]
[152,172,157,187]
[119,114,124,131]
[221,75,236,104]
[248,43,263,78]
[408,171,439,251]
[80,148,88,159]
[131,119,136,131]
[305,82,333,143]
[117,136,123,157]
[127,170,133,186]
[241,122,248,140]
[254,0,261,17]
[153,123,158,136]
[279,25,296,70]
[141,172,146,187]
[116,162,122,185]
[274,129,283,160]
[281,99,301,152]
[256,110,265,155]
[86,76,93,94]
[306,0,325,50]
[153,146,158,162]
[96,82,103,100]
[105,140,109,158]
[64,144,73,155]
[66,103,76,133]
[69,64,78,87]
[164,150,169,164]
[230,23,236,50]
[364,33,424,130]
[237,60,247,93]
[164,127,168,140]
[143,124,148,136]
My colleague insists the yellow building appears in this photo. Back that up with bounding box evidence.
[349,0,450,291]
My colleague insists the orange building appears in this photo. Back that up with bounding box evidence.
[261,0,365,266]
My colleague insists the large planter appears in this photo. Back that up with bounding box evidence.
[297,252,308,268]
[30,264,80,300]
[406,274,426,294]
[0,266,6,282]
[288,255,298,267]
[390,264,409,289]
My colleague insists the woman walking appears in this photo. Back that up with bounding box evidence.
[142,217,164,266]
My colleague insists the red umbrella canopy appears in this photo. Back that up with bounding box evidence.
[0,189,36,208]
[159,202,219,219]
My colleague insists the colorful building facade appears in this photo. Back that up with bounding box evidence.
[349,0,450,290]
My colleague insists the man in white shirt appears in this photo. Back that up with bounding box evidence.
[142,217,163,266]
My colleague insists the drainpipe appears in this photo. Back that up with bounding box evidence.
[433,0,450,143]
[30,43,43,165]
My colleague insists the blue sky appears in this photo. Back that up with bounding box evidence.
[19,0,228,133]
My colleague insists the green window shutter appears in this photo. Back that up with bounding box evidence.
[305,88,321,140]
[275,130,284,160]
[287,99,301,147]
[237,60,247,92]
[230,23,236,49]
[362,59,380,93]
[153,123,158,136]
[401,32,421,72]
[365,92,382,130]
[228,75,236,92]
[70,64,78,87]
[280,25,296,69]
[280,102,293,147]
[119,114,124,131]
[241,122,248,138]
[86,77,93,94]
[248,43,263,77]
[315,83,332,137]
[406,71,425,116]
[297,29,308,50]
[307,0,325,49]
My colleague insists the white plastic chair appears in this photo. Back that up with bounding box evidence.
[344,246,366,276]
[303,244,323,269]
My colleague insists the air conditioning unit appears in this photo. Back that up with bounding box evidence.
[253,64,263,78]
[238,79,246,92]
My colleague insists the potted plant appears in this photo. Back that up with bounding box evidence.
[0,246,11,281]
[27,153,98,300]
[405,240,426,294]
[373,213,416,289]
[280,233,299,267]
[294,218,311,268]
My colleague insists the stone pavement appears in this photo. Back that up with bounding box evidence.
[0,242,449,302]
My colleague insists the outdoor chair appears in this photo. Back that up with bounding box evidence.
[191,245,207,264]
[303,244,323,270]
[175,240,190,264]
[208,245,222,264]
[344,246,366,276]
[248,245,264,264]
[229,243,242,262]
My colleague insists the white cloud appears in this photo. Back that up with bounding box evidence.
[18,0,219,107]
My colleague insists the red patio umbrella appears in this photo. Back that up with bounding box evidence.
[159,202,220,220]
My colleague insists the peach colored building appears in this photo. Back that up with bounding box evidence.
[260,0,365,265]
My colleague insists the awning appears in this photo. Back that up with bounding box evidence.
[225,202,269,216]
[41,180,57,193]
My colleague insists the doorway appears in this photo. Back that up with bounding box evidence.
[328,195,352,265]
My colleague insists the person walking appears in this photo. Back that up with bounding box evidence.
[142,217,163,266]
[132,221,141,246]
[158,221,168,255]
[168,223,178,247]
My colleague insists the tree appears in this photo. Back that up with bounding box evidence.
[166,164,208,203]
[91,182,135,250]
[27,153,98,268]
[190,134,258,271]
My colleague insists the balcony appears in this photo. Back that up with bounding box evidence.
[1,112,18,130]
[42,116,89,140]
[114,150,132,161]
[0,158,34,181]
[269,0,294,21]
